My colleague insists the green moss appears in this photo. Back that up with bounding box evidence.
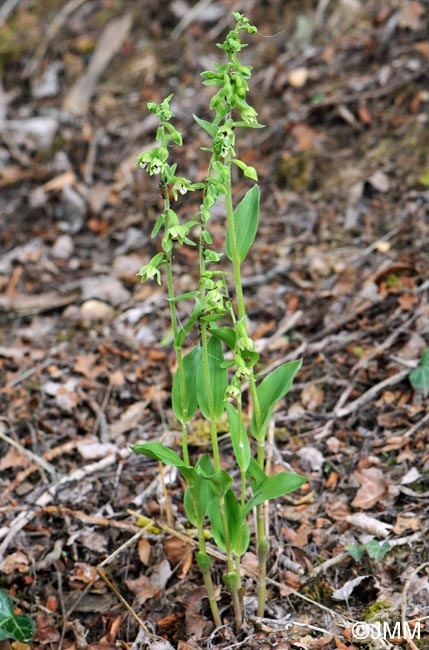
[362,599,393,622]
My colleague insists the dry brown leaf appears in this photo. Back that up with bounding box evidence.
[163,536,192,568]
[300,385,324,412]
[415,42,429,59]
[344,512,392,538]
[0,551,29,574]
[0,448,30,471]
[399,1,425,30]
[137,538,152,566]
[125,575,158,603]
[291,123,324,152]
[392,513,421,535]
[34,614,60,645]
[351,468,388,509]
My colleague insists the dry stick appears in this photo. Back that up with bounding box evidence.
[0,434,96,504]
[0,423,58,480]
[334,368,410,418]
[96,527,155,639]
[404,412,429,438]
[401,561,429,650]
[171,0,214,37]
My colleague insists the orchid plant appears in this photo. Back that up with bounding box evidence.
[132,13,306,628]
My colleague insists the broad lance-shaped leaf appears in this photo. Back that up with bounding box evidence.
[225,402,251,471]
[131,442,196,483]
[226,184,259,263]
[245,471,307,514]
[196,454,232,497]
[207,489,249,554]
[250,359,302,440]
[183,474,217,527]
[197,336,228,420]
[0,591,35,642]
[172,346,202,423]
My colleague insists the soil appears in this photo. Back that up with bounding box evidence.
[0,1,428,649]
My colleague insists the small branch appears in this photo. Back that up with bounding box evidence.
[334,368,409,418]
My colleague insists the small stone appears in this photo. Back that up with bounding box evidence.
[52,234,74,260]
[80,299,114,320]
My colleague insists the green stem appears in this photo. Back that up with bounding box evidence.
[164,189,190,465]
[190,487,222,627]
[224,156,269,617]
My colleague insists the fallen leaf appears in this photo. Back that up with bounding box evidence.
[110,401,149,436]
[34,614,60,644]
[0,551,29,574]
[137,538,152,566]
[332,575,372,601]
[300,385,324,412]
[297,446,325,472]
[392,513,421,535]
[163,536,192,568]
[351,468,388,509]
[125,575,158,603]
[399,1,425,30]
[344,513,392,538]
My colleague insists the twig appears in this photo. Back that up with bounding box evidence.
[0,434,95,504]
[334,368,410,418]
[404,412,429,438]
[0,422,58,479]
[40,505,140,532]
[171,0,214,38]
[250,615,334,638]
[401,562,429,650]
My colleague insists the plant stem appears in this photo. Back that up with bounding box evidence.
[190,488,222,628]
[224,159,268,617]
[163,192,191,466]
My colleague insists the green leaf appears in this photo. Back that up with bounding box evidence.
[168,290,200,302]
[246,457,266,491]
[245,471,307,513]
[365,540,390,561]
[209,326,237,350]
[231,159,258,181]
[197,336,228,419]
[151,213,165,238]
[410,347,429,397]
[0,591,35,642]
[196,454,233,497]
[174,303,202,348]
[225,491,250,555]
[200,312,227,322]
[251,359,302,440]
[172,346,202,423]
[131,442,184,468]
[345,543,364,562]
[226,185,260,263]
[193,114,218,137]
[225,402,251,471]
[183,474,216,527]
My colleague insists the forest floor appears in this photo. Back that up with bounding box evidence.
[0,1,428,649]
